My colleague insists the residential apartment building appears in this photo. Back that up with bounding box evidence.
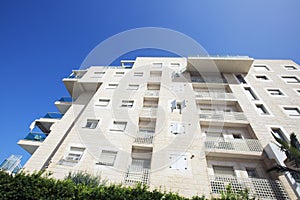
[18,56,300,199]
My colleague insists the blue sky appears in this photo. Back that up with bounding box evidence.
[0,0,299,165]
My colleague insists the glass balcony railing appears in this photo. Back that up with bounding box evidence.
[57,97,74,102]
[43,112,63,119]
[24,132,47,142]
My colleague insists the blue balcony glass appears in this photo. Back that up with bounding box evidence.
[24,132,47,142]
[43,112,63,119]
[58,97,74,102]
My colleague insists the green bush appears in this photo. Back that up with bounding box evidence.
[0,170,251,200]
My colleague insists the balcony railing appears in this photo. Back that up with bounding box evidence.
[124,167,150,185]
[43,112,64,119]
[191,77,227,83]
[24,132,47,142]
[134,130,154,145]
[195,92,235,100]
[199,111,247,122]
[140,108,157,117]
[209,176,288,200]
[144,90,159,97]
[57,97,74,102]
[205,138,262,152]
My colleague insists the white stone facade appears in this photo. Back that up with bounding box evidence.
[19,56,300,199]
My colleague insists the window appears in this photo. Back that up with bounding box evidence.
[267,89,284,96]
[106,83,118,89]
[114,71,125,77]
[253,65,270,71]
[246,168,258,178]
[92,71,105,78]
[244,87,259,100]
[152,63,163,69]
[121,100,134,108]
[235,74,247,84]
[284,65,298,70]
[127,84,139,90]
[255,75,269,81]
[84,119,99,129]
[96,99,110,107]
[133,72,143,77]
[281,76,300,83]
[255,104,269,115]
[169,154,188,171]
[283,107,300,117]
[64,147,85,163]
[170,122,185,135]
[170,63,180,67]
[271,128,286,141]
[295,89,300,95]
[97,150,117,166]
[213,165,235,177]
[110,121,127,131]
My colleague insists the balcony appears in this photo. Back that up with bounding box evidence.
[205,138,262,158]
[55,97,74,114]
[18,132,47,154]
[134,130,154,145]
[144,90,159,97]
[191,77,227,84]
[43,112,63,119]
[209,176,288,200]
[195,92,236,101]
[139,108,157,118]
[124,167,150,186]
[199,111,248,125]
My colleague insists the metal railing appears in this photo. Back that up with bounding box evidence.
[191,77,227,83]
[24,132,47,142]
[205,138,262,152]
[195,92,235,100]
[209,176,289,199]
[134,130,154,144]
[144,90,160,96]
[124,167,150,185]
[199,111,247,122]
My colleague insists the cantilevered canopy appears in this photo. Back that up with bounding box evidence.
[186,56,254,73]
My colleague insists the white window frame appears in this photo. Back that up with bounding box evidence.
[133,72,143,77]
[235,74,247,84]
[114,71,125,77]
[121,100,134,108]
[284,65,298,70]
[106,83,118,89]
[255,104,270,115]
[244,87,259,100]
[63,146,85,163]
[255,75,270,81]
[152,62,163,69]
[127,84,139,90]
[96,99,110,107]
[83,119,99,129]
[110,121,127,132]
[91,71,105,78]
[97,150,117,166]
[281,76,300,83]
[213,165,235,177]
[253,65,270,71]
[266,88,285,97]
[282,106,300,117]
[170,63,180,67]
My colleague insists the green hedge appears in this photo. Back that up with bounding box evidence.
[0,170,251,200]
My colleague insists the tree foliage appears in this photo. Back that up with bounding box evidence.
[0,170,251,200]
